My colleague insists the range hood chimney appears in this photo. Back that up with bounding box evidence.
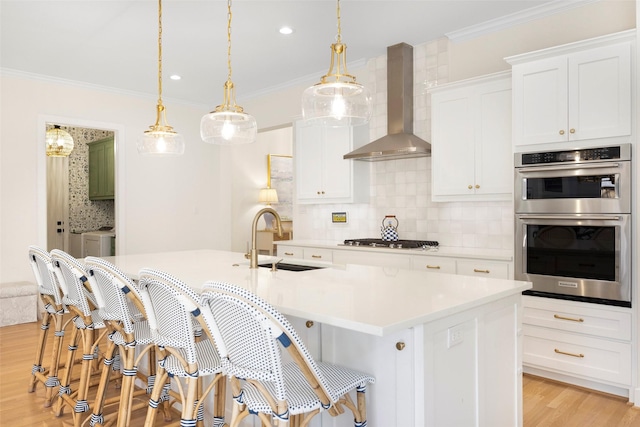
[344,42,431,161]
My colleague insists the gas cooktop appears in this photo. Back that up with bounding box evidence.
[342,238,439,249]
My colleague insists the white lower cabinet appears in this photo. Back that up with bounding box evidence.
[522,296,632,396]
[332,249,413,269]
[320,325,416,427]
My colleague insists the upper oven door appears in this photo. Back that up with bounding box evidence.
[514,160,631,214]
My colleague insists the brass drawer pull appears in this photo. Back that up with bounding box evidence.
[311,255,322,259]
[396,342,406,351]
[554,314,584,323]
[305,320,314,328]
[284,252,294,256]
[555,348,584,358]
[559,129,565,135]
[426,265,440,269]
[473,269,490,274]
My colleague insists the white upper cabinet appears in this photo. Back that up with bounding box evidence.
[294,120,369,204]
[430,71,512,202]
[507,31,633,148]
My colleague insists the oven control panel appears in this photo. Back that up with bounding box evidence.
[518,145,628,166]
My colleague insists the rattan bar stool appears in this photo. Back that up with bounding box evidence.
[50,249,112,427]
[84,256,173,427]
[200,281,375,427]
[27,245,73,407]
[137,268,226,427]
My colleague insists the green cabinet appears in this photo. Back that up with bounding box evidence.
[88,137,115,200]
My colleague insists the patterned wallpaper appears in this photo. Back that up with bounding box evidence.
[47,125,115,233]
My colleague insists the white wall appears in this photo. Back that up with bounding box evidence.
[0,74,229,283]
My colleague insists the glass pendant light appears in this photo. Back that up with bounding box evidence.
[301,0,372,127]
[200,0,257,145]
[138,0,185,156]
[46,125,74,157]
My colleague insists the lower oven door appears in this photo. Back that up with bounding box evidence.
[515,214,631,307]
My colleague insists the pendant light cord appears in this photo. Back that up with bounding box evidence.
[335,0,342,43]
[157,0,164,107]
[226,0,233,83]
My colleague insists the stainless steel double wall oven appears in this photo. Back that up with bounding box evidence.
[514,144,632,307]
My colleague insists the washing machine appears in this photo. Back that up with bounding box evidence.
[81,231,115,257]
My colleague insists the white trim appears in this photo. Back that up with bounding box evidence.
[505,29,636,65]
[37,115,127,257]
[446,0,600,43]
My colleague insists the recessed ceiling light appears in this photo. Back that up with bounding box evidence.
[170,74,181,80]
[279,26,294,35]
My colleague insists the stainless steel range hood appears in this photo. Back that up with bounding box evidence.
[344,42,431,161]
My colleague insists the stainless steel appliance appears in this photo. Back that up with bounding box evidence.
[342,238,438,250]
[514,144,632,307]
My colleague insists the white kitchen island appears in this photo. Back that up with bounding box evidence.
[103,249,531,427]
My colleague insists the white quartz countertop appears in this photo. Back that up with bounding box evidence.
[276,239,513,261]
[103,249,529,337]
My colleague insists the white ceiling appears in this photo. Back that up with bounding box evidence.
[1,0,557,106]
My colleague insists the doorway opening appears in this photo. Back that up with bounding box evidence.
[38,116,123,258]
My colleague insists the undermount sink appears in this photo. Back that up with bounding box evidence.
[257,262,326,272]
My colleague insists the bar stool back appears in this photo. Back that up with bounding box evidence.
[27,245,71,407]
[84,257,168,427]
[200,281,374,427]
[137,268,226,427]
[50,249,109,427]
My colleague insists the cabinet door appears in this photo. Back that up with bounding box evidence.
[295,122,324,201]
[568,43,631,141]
[321,325,416,427]
[431,91,475,197]
[88,137,115,200]
[475,83,512,195]
[321,126,352,200]
[512,56,568,146]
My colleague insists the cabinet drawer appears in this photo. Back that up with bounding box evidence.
[411,256,456,274]
[334,250,412,269]
[456,260,508,279]
[303,248,333,263]
[523,296,631,341]
[277,246,303,259]
[523,324,631,386]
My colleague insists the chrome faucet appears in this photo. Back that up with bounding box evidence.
[249,207,283,268]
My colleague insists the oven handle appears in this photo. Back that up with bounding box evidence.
[516,162,620,173]
[518,214,622,221]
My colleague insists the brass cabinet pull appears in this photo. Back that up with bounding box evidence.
[468,185,473,189]
[284,252,294,256]
[305,320,314,328]
[311,255,322,259]
[570,128,576,134]
[396,342,406,351]
[426,265,441,269]
[475,184,480,189]
[554,314,584,323]
[555,348,584,358]
[473,269,490,274]
[559,129,565,135]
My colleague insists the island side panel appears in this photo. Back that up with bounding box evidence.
[423,293,522,427]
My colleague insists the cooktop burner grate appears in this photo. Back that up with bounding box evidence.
[342,238,439,249]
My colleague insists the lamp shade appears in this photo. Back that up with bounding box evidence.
[201,110,257,145]
[302,81,372,126]
[46,125,74,157]
[138,129,185,156]
[258,187,279,204]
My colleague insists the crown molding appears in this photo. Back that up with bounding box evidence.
[446,0,600,43]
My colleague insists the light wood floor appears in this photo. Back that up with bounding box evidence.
[3,321,640,426]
